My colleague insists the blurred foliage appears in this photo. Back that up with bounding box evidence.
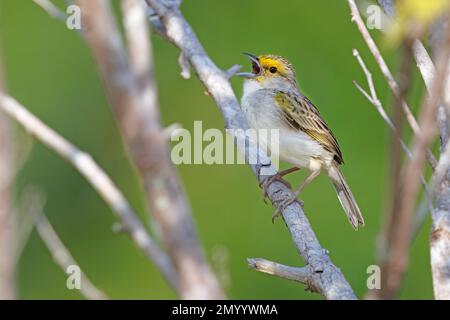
[0,0,433,299]
[385,0,450,46]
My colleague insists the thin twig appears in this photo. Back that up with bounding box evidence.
[33,0,67,22]
[145,0,357,300]
[369,0,450,300]
[348,0,437,169]
[225,64,242,79]
[0,92,178,291]
[352,49,433,210]
[248,258,314,287]
[13,186,47,265]
[377,0,449,148]
[178,52,191,79]
[37,215,107,300]
[384,38,414,300]
[26,190,107,300]
[353,47,437,299]
[387,39,414,250]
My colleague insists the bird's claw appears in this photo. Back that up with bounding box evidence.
[272,196,304,223]
[259,174,292,203]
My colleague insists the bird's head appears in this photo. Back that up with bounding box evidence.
[237,53,297,89]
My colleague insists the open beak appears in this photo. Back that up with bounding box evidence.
[237,52,261,79]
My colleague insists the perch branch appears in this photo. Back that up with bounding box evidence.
[76,0,223,299]
[145,0,357,300]
[0,91,177,291]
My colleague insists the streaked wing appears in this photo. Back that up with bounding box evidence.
[275,91,344,164]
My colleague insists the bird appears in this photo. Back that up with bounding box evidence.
[237,53,364,229]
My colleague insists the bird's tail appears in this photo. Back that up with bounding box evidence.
[327,164,364,229]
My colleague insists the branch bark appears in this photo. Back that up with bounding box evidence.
[28,191,107,300]
[76,0,223,299]
[248,258,314,288]
[37,214,107,300]
[145,0,357,300]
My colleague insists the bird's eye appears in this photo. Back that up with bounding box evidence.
[269,66,277,73]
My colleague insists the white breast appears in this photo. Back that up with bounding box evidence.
[241,81,331,171]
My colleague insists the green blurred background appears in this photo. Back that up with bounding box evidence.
[0,0,433,299]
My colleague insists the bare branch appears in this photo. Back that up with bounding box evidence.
[377,0,450,300]
[435,140,450,189]
[352,49,432,209]
[77,0,224,299]
[0,92,177,291]
[411,40,449,149]
[396,24,450,300]
[430,22,450,300]
[387,40,415,261]
[348,0,437,168]
[145,0,357,300]
[33,0,67,22]
[225,64,242,79]
[13,186,47,265]
[353,47,437,299]
[25,190,107,300]
[412,41,437,93]
[248,258,314,287]
[377,0,449,148]
[37,215,107,300]
[178,52,191,79]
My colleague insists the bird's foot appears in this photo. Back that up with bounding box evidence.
[272,195,304,223]
[259,174,292,203]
